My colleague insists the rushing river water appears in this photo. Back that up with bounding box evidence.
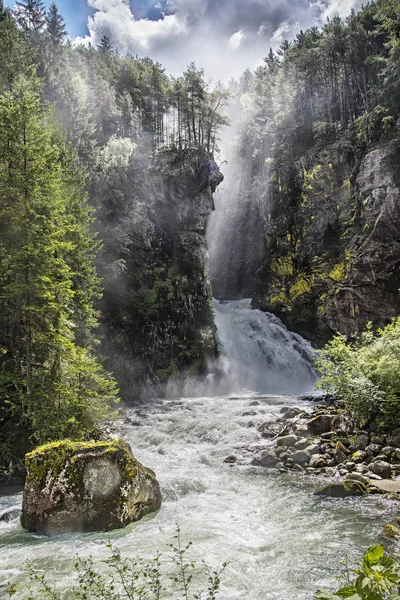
[0,393,397,599]
[0,302,397,598]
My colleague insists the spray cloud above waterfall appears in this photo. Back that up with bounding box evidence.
[74,0,366,81]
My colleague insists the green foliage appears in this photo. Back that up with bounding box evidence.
[315,319,400,429]
[7,525,228,600]
[315,545,400,600]
[0,73,118,448]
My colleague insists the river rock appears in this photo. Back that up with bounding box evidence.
[294,438,311,450]
[353,434,369,451]
[344,472,370,486]
[307,414,333,435]
[334,448,347,465]
[21,440,162,535]
[305,444,321,456]
[320,432,336,441]
[387,436,400,448]
[366,444,382,456]
[251,450,278,468]
[314,480,366,498]
[370,460,392,479]
[351,450,369,464]
[309,455,326,468]
[383,524,400,538]
[369,480,400,494]
[276,434,298,448]
[280,407,303,419]
[291,450,311,466]
[0,508,22,522]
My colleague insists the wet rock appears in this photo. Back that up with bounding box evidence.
[224,455,237,464]
[276,434,298,448]
[383,524,400,538]
[307,414,334,435]
[280,407,303,419]
[370,460,392,479]
[314,481,366,498]
[339,469,348,477]
[251,450,277,468]
[292,464,305,472]
[21,440,162,535]
[291,450,311,466]
[0,508,22,522]
[324,467,336,477]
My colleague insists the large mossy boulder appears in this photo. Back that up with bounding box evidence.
[21,440,162,535]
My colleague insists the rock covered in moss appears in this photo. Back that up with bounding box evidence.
[21,440,162,535]
[314,480,366,498]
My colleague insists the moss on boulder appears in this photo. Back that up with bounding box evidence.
[21,439,161,535]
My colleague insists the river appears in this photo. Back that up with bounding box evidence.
[0,302,397,599]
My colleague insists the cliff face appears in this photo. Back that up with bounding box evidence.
[254,137,400,345]
[98,147,223,400]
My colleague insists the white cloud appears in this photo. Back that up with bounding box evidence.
[75,0,367,81]
[228,30,245,51]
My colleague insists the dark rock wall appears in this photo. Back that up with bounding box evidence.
[253,137,400,345]
[99,147,223,401]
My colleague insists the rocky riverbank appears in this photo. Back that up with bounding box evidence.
[252,399,400,500]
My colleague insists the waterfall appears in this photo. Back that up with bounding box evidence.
[212,299,317,395]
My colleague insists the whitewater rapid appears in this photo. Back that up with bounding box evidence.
[0,303,396,598]
[0,393,396,599]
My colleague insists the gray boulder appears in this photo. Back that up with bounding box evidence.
[291,450,311,466]
[276,434,298,448]
[251,450,278,468]
[370,460,392,479]
[21,440,162,535]
[307,414,333,435]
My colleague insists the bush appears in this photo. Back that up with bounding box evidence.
[315,319,400,430]
[315,545,400,600]
[6,525,227,600]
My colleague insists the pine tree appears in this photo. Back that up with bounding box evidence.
[0,75,117,443]
[98,34,113,54]
[46,2,66,46]
[14,0,45,34]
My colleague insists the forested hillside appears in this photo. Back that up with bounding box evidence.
[0,0,226,480]
[222,0,400,344]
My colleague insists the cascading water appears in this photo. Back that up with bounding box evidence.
[0,396,397,599]
[213,299,317,395]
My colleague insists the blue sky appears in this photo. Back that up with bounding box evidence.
[4,0,92,36]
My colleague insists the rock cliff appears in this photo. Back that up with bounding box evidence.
[98,147,223,400]
[254,137,400,345]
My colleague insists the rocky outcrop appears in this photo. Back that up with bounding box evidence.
[97,147,224,400]
[21,440,161,535]
[254,137,400,344]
